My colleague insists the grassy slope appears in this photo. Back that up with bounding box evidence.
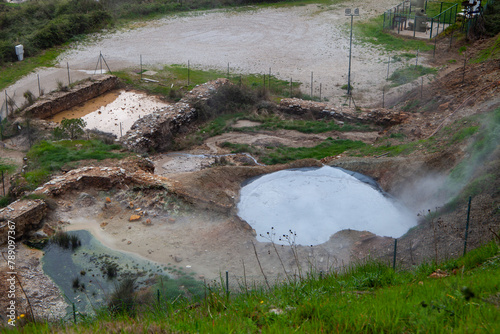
[8,241,500,333]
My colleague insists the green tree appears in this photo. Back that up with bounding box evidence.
[53,118,87,140]
[0,158,16,201]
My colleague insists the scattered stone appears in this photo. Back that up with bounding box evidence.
[76,192,96,207]
[174,256,183,263]
[32,230,48,239]
[106,197,111,203]
[429,269,448,278]
[127,241,132,245]
[438,102,450,111]
[142,218,152,226]
[100,222,108,228]
[129,215,141,221]
[269,308,284,315]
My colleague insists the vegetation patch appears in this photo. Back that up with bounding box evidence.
[441,108,500,210]
[388,65,437,86]
[356,15,433,52]
[50,230,82,250]
[0,48,60,91]
[24,140,125,188]
[267,138,364,164]
[471,34,500,63]
[251,116,372,133]
[12,241,500,333]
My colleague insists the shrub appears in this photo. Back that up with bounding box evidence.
[23,90,36,107]
[108,278,136,315]
[53,118,87,140]
[103,262,118,279]
[194,84,258,121]
[51,230,81,250]
[0,40,16,64]
[388,65,437,86]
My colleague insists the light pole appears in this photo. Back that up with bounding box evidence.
[345,8,359,107]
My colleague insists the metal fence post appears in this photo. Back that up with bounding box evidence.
[4,91,7,116]
[393,239,398,270]
[463,197,472,256]
[226,271,229,299]
[430,18,434,39]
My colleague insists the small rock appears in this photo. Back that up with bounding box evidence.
[438,102,450,111]
[129,215,141,221]
[174,256,183,263]
[100,222,108,228]
[127,241,132,245]
[33,230,48,239]
[106,197,111,203]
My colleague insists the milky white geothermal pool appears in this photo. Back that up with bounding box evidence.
[237,166,417,246]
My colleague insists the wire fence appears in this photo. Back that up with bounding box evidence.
[383,1,460,39]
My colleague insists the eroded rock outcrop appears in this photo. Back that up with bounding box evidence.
[278,98,409,126]
[32,167,172,197]
[22,75,118,120]
[0,199,47,245]
[121,78,231,153]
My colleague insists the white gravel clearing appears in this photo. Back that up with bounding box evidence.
[2,1,419,116]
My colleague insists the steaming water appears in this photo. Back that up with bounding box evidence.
[237,166,417,246]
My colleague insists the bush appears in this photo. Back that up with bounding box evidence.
[52,118,87,140]
[51,230,81,250]
[484,1,500,36]
[108,278,136,315]
[194,84,258,121]
[0,40,16,64]
[388,65,437,86]
[103,262,118,279]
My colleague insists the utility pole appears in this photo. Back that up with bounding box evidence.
[345,8,359,108]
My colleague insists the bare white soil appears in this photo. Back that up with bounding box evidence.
[1,0,418,117]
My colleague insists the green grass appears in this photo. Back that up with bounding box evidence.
[224,137,367,164]
[115,65,301,102]
[470,34,500,63]
[440,108,500,210]
[24,140,125,188]
[388,65,437,87]
[0,48,61,91]
[426,0,460,21]
[249,115,372,133]
[356,15,433,52]
[9,240,500,333]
